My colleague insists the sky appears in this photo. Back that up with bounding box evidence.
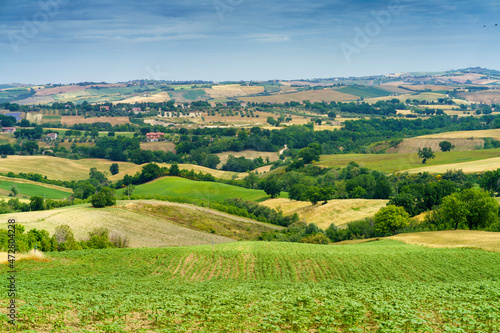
[0,0,499,84]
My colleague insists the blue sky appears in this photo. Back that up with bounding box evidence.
[0,0,499,84]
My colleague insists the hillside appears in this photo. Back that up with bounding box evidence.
[119,176,285,202]
[1,239,499,331]
[2,200,280,247]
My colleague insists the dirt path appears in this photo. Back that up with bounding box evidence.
[279,145,288,156]
[118,200,284,230]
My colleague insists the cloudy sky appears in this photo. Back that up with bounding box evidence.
[0,0,499,83]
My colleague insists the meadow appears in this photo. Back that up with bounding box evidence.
[0,178,71,199]
[117,176,286,202]
[1,239,499,331]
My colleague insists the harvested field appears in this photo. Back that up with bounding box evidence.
[3,202,236,248]
[216,150,279,168]
[415,129,500,140]
[116,91,171,104]
[0,156,136,181]
[459,90,500,104]
[260,198,388,228]
[391,230,500,252]
[61,116,131,126]
[204,85,265,99]
[238,89,358,103]
[402,156,500,174]
[140,141,176,153]
[391,137,484,154]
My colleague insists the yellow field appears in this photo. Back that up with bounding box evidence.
[239,89,358,103]
[415,129,500,140]
[0,156,136,181]
[116,91,171,104]
[260,198,388,228]
[204,85,265,99]
[392,137,484,154]
[402,156,500,174]
[390,230,500,252]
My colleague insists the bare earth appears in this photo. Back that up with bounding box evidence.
[61,116,131,126]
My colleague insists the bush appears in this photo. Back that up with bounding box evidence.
[300,233,329,244]
[91,187,116,208]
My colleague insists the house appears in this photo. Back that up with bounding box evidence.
[1,127,16,133]
[46,133,58,140]
[132,107,142,114]
[146,132,165,142]
[209,102,217,108]
[240,102,248,108]
[100,106,110,111]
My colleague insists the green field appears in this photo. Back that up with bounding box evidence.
[118,176,285,202]
[168,89,208,101]
[317,148,500,173]
[0,180,71,199]
[336,86,393,98]
[1,240,498,331]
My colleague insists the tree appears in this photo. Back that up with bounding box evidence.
[327,111,336,119]
[267,116,277,126]
[261,178,282,198]
[417,147,435,164]
[169,164,180,176]
[109,163,120,175]
[22,141,39,155]
[244,172,259,189]
[91,187,116,208]
[439,141,454,152]
[374,205,409,235]
[10,185,18,197]
[30,196,45,211]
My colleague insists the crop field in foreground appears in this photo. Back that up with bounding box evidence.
[0,239,499,332]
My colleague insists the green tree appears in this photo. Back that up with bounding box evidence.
[10,185,18,197]
[30,196,45,211]
[267,116,277,126]
[22,141,39,155]
[109,163,120,175]
[417,147,435,164]
[374,205,409,235]
[91,187,116,208]
[327,111,336,119]
[262,178,282,198]
[244,172,259,189]
[169,164,180,176]
[439,141,455,152]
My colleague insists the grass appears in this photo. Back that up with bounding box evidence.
[117,176,286,202]
[239,89,358,103]
[1,239,499,331]
[0,156,137,181]
[317,148,500,173]
[261,198,388,228]
[0,179,71,199]
[391,230,500,252]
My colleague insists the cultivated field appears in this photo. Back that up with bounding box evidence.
[61,116,131,126]
[415,129,500,140]
[238,89,358,103]
[392,137,484,154]
[0,156,136,181]
[1,240,499,331]
[204,85,265,99]
[317,148,500,174]
[261,198,388,228]
[116,91,171,104]
[0,176,72,199]
[402,156,500,174]
[460,90,500,104]
[390,230,500,252]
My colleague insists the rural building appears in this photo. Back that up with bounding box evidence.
[240,102,248,108]
[209,102,217,108]
[132,107,142,114]
[160,112,201,118]
[46,133,58,140]
[146,132,165,142]
[1,127,16,133]
[100,106,110,111]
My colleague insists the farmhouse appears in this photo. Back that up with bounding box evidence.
[1,127,16,133]
[132,107,142,114]
[146,132,165,142]
[46,132,58,140]
[100,106,110,111]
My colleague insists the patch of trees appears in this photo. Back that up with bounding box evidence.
[0,224,129,252]
[222,155,265,172]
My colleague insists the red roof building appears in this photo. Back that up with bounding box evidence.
[146,132,165,141]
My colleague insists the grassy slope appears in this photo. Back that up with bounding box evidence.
[120,176,286,202]
[317,148,500,173]
[391,230,500,251]
[1,239,499,331]
[336,86,393,98]
[0,178,71,199]
[1,200,280,247]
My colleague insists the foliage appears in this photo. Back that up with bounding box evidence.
[91,187,117,208]
[374,205,410,235]
[418,147,435,164]
[109,163,120,175]
[439,141,455,152]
